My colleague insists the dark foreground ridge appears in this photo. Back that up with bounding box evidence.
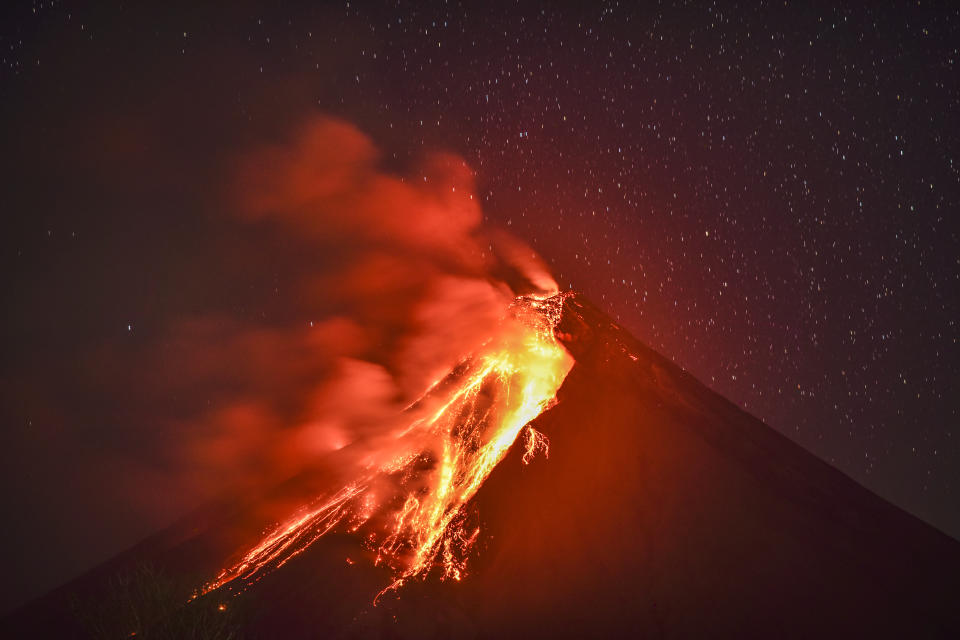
[5,293,959,638]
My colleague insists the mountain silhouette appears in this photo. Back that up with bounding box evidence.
[4,293,958,638]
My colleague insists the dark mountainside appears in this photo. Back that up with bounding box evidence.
[4,293,959,638]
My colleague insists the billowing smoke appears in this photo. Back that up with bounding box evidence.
[119,116,561,506]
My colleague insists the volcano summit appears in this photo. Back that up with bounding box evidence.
[4,293,958,639]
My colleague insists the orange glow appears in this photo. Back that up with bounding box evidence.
[522,427,550,465]
[202,293,573,599]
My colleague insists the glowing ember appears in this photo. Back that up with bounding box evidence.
[202,293,574,599]
[521,427,550,465]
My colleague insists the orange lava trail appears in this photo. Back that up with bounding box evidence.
[201,293,574,599]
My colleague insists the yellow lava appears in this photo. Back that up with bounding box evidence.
[202,294,573,599]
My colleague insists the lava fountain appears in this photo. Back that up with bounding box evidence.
[202,292,574,599]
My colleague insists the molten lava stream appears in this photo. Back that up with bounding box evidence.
[202,294,574,599]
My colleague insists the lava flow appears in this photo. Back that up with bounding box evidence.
[202,293,574,599]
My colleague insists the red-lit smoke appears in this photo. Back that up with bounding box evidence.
[109,116,565,520]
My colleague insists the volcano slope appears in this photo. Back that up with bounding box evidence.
[5,293,959,638]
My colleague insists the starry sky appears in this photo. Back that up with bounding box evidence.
[1,0,958,614]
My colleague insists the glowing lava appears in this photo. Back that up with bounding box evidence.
[202,293,574,599]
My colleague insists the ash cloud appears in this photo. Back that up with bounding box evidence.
[103,116,561,509]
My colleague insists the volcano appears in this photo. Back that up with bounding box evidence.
[5,293,959,639]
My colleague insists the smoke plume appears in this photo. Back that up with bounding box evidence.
[119,116,561,507]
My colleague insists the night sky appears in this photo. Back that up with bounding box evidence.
[2,1,958,614]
